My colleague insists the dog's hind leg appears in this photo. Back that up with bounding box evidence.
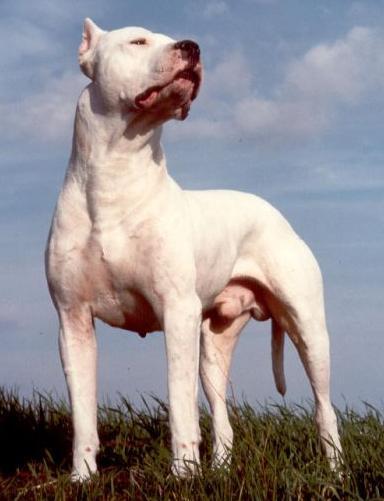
[255,234,342,469]
[200,312,250,467]
[287,316,342,470]
[58,307,99,481]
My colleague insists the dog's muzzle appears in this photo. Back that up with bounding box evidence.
[134,39,202,112]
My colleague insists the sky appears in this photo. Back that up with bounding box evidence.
[0,0,383,411]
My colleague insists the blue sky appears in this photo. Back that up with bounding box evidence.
[1,0,383,409]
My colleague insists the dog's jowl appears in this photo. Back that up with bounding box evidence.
[46,18,342,480]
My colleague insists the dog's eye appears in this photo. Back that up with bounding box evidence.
[130,38,147,46]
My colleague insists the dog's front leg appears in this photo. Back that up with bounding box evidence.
[163,295,202,476]
[58,307,99,481]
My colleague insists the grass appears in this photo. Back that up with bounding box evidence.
[0,387,383,500]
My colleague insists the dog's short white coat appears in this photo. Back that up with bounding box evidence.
[46,19,342,479]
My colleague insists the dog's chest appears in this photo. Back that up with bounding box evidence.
[84,228,161,334]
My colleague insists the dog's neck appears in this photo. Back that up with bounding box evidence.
[67,84,168,225]
[71,85,165,169]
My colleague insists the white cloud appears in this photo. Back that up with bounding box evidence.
[203,51,252,99]
[284,27,384,104]
[2,0,106,27]
[202,1,229,19]
[0,18,61,63]
[233,97,330,141]
[1,72,86,143]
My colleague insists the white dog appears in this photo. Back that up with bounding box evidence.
[46,18,341,480]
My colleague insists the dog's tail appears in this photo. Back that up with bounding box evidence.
[271,319,286,396]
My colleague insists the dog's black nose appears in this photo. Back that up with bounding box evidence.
[174,40,200,59]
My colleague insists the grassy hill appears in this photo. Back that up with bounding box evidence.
[0,388,383,499]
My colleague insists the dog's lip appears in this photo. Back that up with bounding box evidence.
[174,67,201,101]
[134,65,202,109]
[134,85,162,109]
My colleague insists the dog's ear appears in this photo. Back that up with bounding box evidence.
[78,18,105,80]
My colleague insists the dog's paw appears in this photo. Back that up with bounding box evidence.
[171,458,200,478]
[71,460,98,483]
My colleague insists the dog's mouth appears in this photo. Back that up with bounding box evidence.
[134,65,202,115]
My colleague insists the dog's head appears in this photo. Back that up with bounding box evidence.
[79,18,202,121]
